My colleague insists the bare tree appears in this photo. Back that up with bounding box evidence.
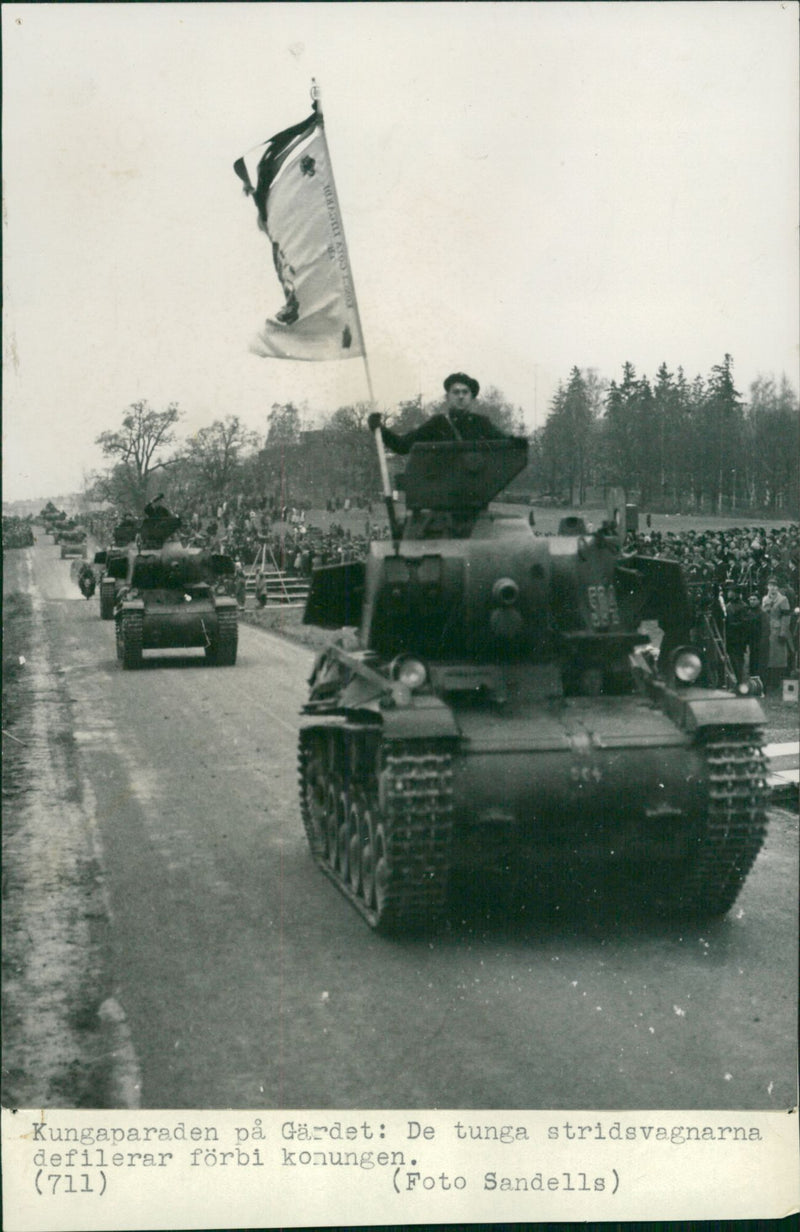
[184,416,258,501]
[95,400,182,511]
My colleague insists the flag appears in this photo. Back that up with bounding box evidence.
[234,105,365,361]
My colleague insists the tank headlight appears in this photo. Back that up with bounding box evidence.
[390,655,428,690]
[492,577,519,607]
[672,648,703,684]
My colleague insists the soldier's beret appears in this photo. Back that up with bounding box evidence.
[444,372,480,398]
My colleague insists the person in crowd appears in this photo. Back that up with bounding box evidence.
[745,594,764,682]
[761,576,792,692]
[234,560,247,608]
[723,587,750,685]
[367,372,512,454]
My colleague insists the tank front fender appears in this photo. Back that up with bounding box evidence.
[659,687,765,733]
[380,697,460,740]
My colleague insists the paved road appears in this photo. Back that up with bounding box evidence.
[4,540,797,1110]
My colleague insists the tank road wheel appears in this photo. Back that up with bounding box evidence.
[206,609,238,666]
[336,786,351,883]
[99,580,115,620]
[373,821,391,920]
[359,797,378,910]
[298,730,455,932]
[324,780,342,869]
[347,793,367,896]
[298,731,327,859]
[120,611,143,670]
[652,730,768,918]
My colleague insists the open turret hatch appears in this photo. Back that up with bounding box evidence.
[396,438,528,510]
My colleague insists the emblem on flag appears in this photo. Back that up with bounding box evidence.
[234,103,364,361]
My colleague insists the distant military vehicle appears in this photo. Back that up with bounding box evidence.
[115,544,238,669]
[94,549,130,618]
[96,515,140,619]
[58,527,87,559]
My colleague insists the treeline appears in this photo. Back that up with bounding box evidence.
[534,357,798,514]
[83,358,797,518]
[83,388,523,517]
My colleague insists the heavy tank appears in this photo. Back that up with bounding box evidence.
[297,438,769,932]
[115,543,238,669]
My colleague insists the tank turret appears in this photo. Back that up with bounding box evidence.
[297,439,768,933]
[112,515,139,547]
[139,499,182,549]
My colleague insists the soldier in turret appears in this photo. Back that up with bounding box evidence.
[368,372,510,454]
[113,512,139,547]
[139,494,182,549]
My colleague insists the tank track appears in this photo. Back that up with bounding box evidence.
[207,607,238,666]
[120,610,143,670]
[298,727,455,932]
[99,580,116,620]
[658,726,768,916]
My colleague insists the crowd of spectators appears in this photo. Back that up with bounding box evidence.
[71,493,798,691]
[3,515,36,549]
[625,523,799,691]
[175,495,391,579]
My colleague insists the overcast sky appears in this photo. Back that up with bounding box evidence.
[3,1,798,502]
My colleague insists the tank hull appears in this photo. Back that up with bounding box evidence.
[450,696,700,859]
[116,599,237,665]
[141,597,217,649]
[299,681,767,932]
[297,439,768,931]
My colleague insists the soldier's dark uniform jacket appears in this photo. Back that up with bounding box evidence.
[379,409,509,456]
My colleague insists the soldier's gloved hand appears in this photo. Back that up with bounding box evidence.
[368,412,383,432]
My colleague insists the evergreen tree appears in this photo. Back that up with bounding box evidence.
[703,354,743,513]
[747,374,799,511]
[541,368,595,503]
[603,362,641,493]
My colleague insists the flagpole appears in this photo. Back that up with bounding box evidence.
[311,79,400,543]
